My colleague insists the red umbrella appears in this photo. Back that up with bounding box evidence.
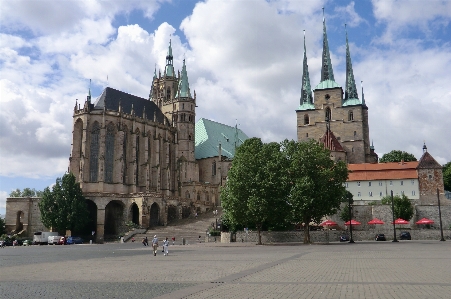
[320,220,337,226]
[344,219,361,226]
[391,218,409,225]
[415,218,434,225]
[367,218,385,225]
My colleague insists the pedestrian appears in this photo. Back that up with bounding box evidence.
[172,236,175,245]
[142,238,146,246]
[198,235,201,243]
[151,235,158,256]
[163,237,169,256]
[145,236,148,246]
[195,212,198,218]
[131,237,135,242]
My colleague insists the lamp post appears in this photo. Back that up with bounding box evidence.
[213,209,218,230]
[348,198,354,243]
[391,190,398,242]
[437,188,446,242]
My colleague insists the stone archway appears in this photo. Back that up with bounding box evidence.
[167,205,177,223]
[129,202,140,226]
[15,211,24,232]
[149,202,160,227]
[181,206,191,219]
[105,200,125,236]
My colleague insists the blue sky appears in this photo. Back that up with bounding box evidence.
[1,0,451,216]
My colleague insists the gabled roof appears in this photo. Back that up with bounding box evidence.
[347,162,419,181]
[94,87,166,124]
[195,118,249,160]
[417,151,442,169]
[320,129,345,152]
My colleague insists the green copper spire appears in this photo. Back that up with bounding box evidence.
[361,81,366,106]
[321,8,334,82]
[164,39,174,77]
[153,64,157,80]
[344,24,359,104]
[298,31,314,111]
[176,59,192,98]
[87,79,91,102]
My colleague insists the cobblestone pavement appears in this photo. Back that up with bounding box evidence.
[1,240,450,298]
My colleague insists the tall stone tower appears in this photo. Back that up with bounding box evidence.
[296,15,375,164]
[149,40,198,185]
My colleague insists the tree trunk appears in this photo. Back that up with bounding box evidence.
[257,224,262,245]
[303,224,310,244]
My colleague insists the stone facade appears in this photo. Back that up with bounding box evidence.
[4,197,46,236]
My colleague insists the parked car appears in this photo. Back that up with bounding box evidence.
[56,236,66,245]
[66,236,84,244]
[375,234,386,241]
[400,231,411,240]
[339,234,350,242]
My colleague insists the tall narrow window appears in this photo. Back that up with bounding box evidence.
[89,122,100,182]
[212,161,216,176]
[104,123,115,183]
[348,111,354,121]
[304,114,309,125]
[166,88,171,101]
[135,134,140,184]
[325,107,331,121]
[123,126,128,184]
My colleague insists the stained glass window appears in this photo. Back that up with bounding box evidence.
[89,122,100,182]
[105,123,115,183]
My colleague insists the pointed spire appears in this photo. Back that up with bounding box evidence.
[321,8,335,82]
[370,140,375,150]
[361,81,366,106]
[176,59,192,98]
[423,141,427,153]
[345,24,359,102]
[153,64,157,80]
[300,30,313,106]
[87,79,92,102]
[164,39,174,77]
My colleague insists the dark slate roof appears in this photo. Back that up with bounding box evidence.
[93,87,166,124]
[417,151,442,169]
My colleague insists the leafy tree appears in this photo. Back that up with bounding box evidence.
[282,139,349,244]
[381,194,414,221]
[9,188,43,197]
[221,138,290,245]
[0,216,6,236]
[379,150,417,163]
[339,192,354,222]
[443,162,451,191]
[39,173,89,234]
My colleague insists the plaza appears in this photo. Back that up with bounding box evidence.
[1,240,450,298]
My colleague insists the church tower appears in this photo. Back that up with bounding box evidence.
[296,13,374,164]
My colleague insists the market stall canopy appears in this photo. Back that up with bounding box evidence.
[344,220,361,226]
[391,218,409,224]
[367,218,384,225]
[320,220,337,226]
[415,218,434,225]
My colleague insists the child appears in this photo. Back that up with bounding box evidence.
[163,237,169,256]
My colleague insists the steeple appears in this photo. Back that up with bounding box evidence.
[153,64,157,80]
[164,39,175,77]
[423,142,428,153]
[298,30,314,111]
[321,8,334,82]
[176,59,192,98]
[87,79,91,102]
[344,24,359,104]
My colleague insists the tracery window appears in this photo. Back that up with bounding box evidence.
[123,126,128,184]
[104,123,115,183]
[304,114,309,125]
[325,107,331,121]
[135,131,140,185]
[89,122,100,182]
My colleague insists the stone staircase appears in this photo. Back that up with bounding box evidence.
[133,208,223,245]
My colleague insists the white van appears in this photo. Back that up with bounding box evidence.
[33,232,60,245]
[48,235,63,245]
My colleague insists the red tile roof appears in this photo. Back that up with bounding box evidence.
[348,162,419,181]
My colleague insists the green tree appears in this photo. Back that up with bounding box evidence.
[9,188,43,197]
[339,192,354,222]
[381,194,414,221]
[39,173,89,233]
[282,139,349,244]
[379,150,417,163]
[221,138,290,245]
[443,162,451,191]
[0,216,6,236]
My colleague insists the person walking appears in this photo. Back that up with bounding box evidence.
[163,237,169,256]
[171,236,175,245]
[145,236,148,246]
[151,235,158,256]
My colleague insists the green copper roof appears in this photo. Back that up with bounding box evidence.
[165,40,174,77]
[299,31,314,111]
[344,26,359,105]
[320,10,335,82]
[341,98,361,106]
[314,79,341,90]
[195,118,249,160]
[176,59,191,98]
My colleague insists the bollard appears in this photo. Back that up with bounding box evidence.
[90,240,92,244]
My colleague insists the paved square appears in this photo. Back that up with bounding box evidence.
[1,240,450,298]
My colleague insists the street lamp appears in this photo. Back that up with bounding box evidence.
[348,197,354,243]
[213,210,218,230]
[391,190,398,242]
[437,188,446,242]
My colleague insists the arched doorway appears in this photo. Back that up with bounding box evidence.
[129,203,139,226]
[73,199,97,238]
[16,211,24,232]
[167,205,177,223]
[105,200,125,236]
[181,206,191,219]
[149,203,160,227]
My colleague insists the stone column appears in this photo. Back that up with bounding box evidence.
[96,208,105,244]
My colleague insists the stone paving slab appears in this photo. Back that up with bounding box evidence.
[0,241,450,299]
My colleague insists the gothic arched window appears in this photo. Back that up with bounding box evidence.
[104,122,115,183]
[212,161,216,176]
[122,125,128,184]
[166,88,171,101]
[348,110,354,121]
[325,107,331,121]
[185,191,190,199]
[197,192,201,201]
[89,122,100,182]
[135,132,140,185]
[304,114,309,125]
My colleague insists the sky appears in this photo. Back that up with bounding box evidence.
[1,0,450,216]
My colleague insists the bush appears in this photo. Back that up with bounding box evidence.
[208,229,221,236]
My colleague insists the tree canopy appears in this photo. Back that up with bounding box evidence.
[379,150,417,163]
[443,162,451,191]
[39,173,89,234]
[0,216,6,236]
[222,138,349,244]
[9,188,43,197]
[381,194,414,221]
